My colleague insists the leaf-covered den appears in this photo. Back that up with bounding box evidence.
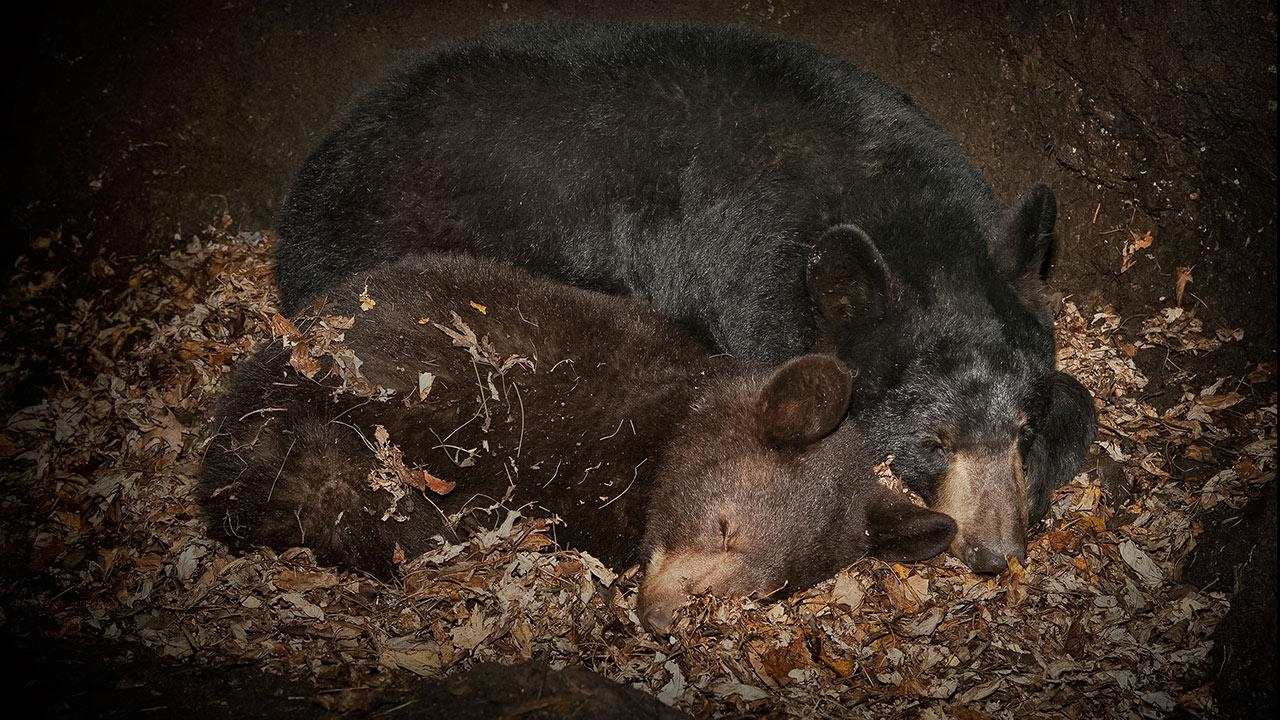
[1,223,1273,717]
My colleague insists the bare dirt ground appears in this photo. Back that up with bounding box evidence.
[3,1,1275,717]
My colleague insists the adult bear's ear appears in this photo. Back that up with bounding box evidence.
[806,224,895,334]
[992,183,1057,283]
[755,354,854,447]
[1023,371,1097,523]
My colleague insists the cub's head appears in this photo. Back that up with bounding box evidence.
[638,354,956,634]
[805,185,1097,573]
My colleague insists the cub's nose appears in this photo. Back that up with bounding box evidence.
[964,544,1026,574]
[642,603,675,635]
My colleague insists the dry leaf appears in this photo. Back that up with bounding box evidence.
[421,469,456,496]
[11,221,1262,719]
[711,683,770,702]
[657,660,687,705]
[273,569,341,592]
[451,610,492,651]
[270,313,302,339]
[324,314,355,330]
[897,607,945,638]
[417,371,435,401]
[830,572,865,611]
[380,637,453,675]
[1175,266,1193,306]
[1247,362,1275,384]
[1118,540,1163,587]
[288,342,321,379]
[1120,229,1154,273]
[280,592,324,620]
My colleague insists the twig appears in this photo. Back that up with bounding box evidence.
[418,491,456,541]
[600,418,626,441]
[579,462,602,486]
[471,361,491,432]
[330,397,374,423]
[599,457,648,509]
[430,440,479,467]
[515,302,540,327]
[541,458,563,488]
[514,381,526,458]
[237,406,286,422]
[331,419,375,451]
[372,698,418,716]
[435,409,481,446]
[265,436,297,502]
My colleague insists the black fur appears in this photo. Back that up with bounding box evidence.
[1024,371,1099,522]
[273,22,1095,570]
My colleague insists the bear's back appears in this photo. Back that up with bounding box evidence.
[202,252,725,574]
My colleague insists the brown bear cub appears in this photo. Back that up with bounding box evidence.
[637,355,959,633]
[199,253,954,628]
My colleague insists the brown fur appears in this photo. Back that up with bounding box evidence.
[637,355,957,633]
[200,253,725,577]
[200,257,955,627]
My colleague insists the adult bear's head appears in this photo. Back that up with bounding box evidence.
[805,185,1097,573]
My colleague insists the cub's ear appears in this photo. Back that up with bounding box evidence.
[864,486,957,562]
[1023,371,1097,523]
[991,183,1057,283]
[806,224,894,334]
[755,354,854,447]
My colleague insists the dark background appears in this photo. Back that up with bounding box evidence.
[4,1,1275,716]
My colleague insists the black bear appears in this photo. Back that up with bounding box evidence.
[200,254,955,603]
[272,23,1095,572]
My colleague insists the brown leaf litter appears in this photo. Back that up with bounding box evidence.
[0,222,1274,717]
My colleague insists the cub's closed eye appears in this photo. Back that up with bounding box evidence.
[717,516,737,551]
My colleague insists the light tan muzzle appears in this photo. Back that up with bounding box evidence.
[932,443,1029,573]
[637,548,747,634]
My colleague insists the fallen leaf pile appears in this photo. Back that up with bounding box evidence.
[0,222,1273,717]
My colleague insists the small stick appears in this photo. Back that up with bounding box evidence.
[599,457,648,509]
[541,458,563,488]
[514,382,526,458]
[471,361,491,431]
[265,437,298,502]
[238,406,286,422]
[599,418,626,441]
